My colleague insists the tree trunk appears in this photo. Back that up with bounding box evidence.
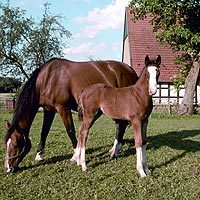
[177,57,200,115]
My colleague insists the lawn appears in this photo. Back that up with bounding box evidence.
[0,111,200,200]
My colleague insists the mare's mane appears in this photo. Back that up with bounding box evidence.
[4,58,57,142]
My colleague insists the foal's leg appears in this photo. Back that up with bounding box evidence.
[109,120,128,158]
[35,110,55,162]
[73,117,94,171]
[70,110,102,164]
[141,118,148,173]
[131,118,146,178]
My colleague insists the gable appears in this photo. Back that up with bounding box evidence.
[122,7,180,82]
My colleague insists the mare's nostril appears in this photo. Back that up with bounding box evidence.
[10,166,15,173]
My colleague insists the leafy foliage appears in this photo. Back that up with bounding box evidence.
[129,0,200,115]
[172,55,193,90]
[129,0,200,56]
[0,76,21,92]
[0,3,71,81]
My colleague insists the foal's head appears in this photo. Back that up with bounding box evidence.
[145,55,161,95]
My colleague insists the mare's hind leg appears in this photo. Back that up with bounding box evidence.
[58,107,77,149]
[109,120,128,158]
[35,110,55,162]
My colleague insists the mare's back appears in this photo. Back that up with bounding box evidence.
[36,58,138,109]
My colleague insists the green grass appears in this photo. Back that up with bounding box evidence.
[0,112,200,200]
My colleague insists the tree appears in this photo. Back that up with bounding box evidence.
[0,77,21,92]
[0,2,71,81]
[129,0,200,115]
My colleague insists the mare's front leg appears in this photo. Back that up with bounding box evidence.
[56,106,78,163]
[35,110,55,162]
[109,120,128,158]
[131,118,147,178]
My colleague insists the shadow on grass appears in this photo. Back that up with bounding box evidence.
[20,154,72,172]
[87,129,200,170]
[19,129,200,172]
[20,144,110,172]
[120,129,200,172]
[148,129,200,173]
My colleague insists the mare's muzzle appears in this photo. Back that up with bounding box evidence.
[5,166,19,173]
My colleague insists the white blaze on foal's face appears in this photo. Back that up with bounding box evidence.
[148,66,158,95]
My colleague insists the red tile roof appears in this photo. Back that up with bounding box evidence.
[123,7,180,82]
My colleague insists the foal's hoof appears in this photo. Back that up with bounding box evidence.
[82,166,88,172]
[70,158,77,165]
[140,173,147,178]
[138,169,147,178]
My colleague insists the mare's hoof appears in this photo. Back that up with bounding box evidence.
[35,159,44,164]
[109,150,118,159]
[35,152,44,164]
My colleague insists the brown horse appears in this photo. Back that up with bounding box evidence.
[72,55,161,177]
[3,58,138,173]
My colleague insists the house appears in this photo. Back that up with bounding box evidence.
[122,7,199,105]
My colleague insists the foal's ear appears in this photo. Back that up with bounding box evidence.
[145,55,150,66]
[156,55,161,66]
[4,120,11,130]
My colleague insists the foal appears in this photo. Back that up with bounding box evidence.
[72,55,161,177]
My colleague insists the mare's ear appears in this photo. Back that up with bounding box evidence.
[4,120,10,130]
[156,55,161,66]
[145,55,150,66]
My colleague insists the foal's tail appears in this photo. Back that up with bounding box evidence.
[77,89,84,121]
[78,104,83,121]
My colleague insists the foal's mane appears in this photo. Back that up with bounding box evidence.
[5,58,57,141]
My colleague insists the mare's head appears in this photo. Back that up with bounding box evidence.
[3,120,31,173]
[145,55,161,95]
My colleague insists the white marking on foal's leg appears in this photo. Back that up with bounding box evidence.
[109,139,122,158]
[35,152,44,162]
[70,149,77,164]
[72,147,81,166]
[142,144,148,173]
[136,147,147,178]
[80,147,87,171]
